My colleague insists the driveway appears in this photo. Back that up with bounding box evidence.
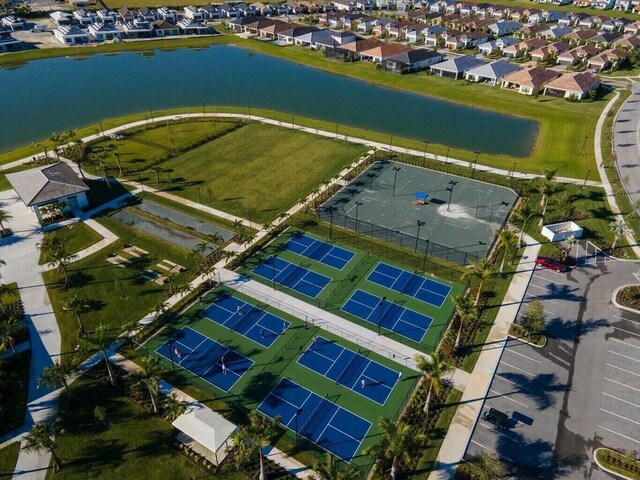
[465,254,640,479]
[614,81,640,211]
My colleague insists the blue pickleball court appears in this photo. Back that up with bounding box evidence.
[252,256,331,298]
[283,233,355,270]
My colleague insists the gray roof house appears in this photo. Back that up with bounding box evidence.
[6,163,89,224]
[465,60,522,86]
[383,48,444,73]
[430,55,485,79]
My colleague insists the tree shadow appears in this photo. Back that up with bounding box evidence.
[545,317,608,341]
[497,372,567,411]
[495,429,556,478]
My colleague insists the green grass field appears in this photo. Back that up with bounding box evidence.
[39,222,103,265]
[238,230,464,353]
[0,352,30,436]
[0,442,20,478]
[144,123,366,224]
[48,374,232,480]
[43,215,197,358]
[144,284,417,470]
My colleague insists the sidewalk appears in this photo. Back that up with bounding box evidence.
[428,236,541,480]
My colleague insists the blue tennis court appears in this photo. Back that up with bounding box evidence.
[156,327,253,392]
[203,294,290,348]
[341,290,433,343]
[283,233,355,270]
[252,256,331,298]
[298,337,400,405]
[367,263,452,308]
[258,378,371,462]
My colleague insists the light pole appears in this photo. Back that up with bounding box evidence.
[445,147,450,164]
[472,151,480,177]
[272,254,278,290]
[202,103,206,116]
[329,207,334,239]
[389,136,394,152]
[423,141,429,164]
[378,296,387,335]
[422,239,430,271]
[392,166,401,196]
[149,109,154,122]
[415,220,425,252]
[99,121,105,137]
[167,339,176,372]
[295,408,301,449]
[355,201,363,233]
[447,180,456,212]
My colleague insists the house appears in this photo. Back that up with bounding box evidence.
[87,22,120,41]
[543,72,601,99]
[503,38,547,57]
[517,23,548,38]
[624,21,640,35]
[314,29,356,49]
[445,30,490,49]
[229,16,257,32]
[277,25,318,44]
[592,0,615,9]
[118,8,135,24]
[6,163,90,225]
[53,25,90,45]
[587,48,628,70]
[530,41,570,61]
[122,19,152,38]
[614,0,633,9]
[137,7,157,21]
[73,9,96,26]
[336,37,385,60]
[184,6,205,21]
[501,66,559,94]
[557,44,600,65]
[613,34,640,50]
[96,9,117,23]
[383,48,444,72]
[465,59,522,85]
[429,55,485,78]
[360,42,412,62]
[68,0,91,7]
[157,7,180,22]
[478,36,518,55]
[258,20,292,39]
[50,11,72,26]
[564,28,598,44]
[588,32,622,48]
[538,25,572,39]
[219,3,241,18]
[0,27,22,52]
[488,20,520,36]
[177,19,210,35]
[152,20,180,36]
[1,16,24,31]
[355,15,378,34]
[333,0,357,11]
[238,3,260,16]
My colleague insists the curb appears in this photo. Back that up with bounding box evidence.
[611,285,640,315]
[594,448,638,480]
[507,332,547,348]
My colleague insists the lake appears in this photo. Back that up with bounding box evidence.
[0,45,538,156]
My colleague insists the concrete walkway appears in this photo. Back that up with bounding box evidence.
[0,190,60,480]
[428,235,541,480]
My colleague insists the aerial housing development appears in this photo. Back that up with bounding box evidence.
[1,0,640,478]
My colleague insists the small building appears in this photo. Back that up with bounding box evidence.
[152,20,180,37]
[383,48,444,73]
[543,72,601,99]
[465,60,522,85]
[429,55,486,79]
[0,27,22,52]
[177,19,210,35]
[541,221,583,242]
[122,19,152,38]
[1,16,25,31]
[73,9,96,26]
[478,37,518,55]
[360,43,413,63]
[587,48,628,71]
[50,11,72,26]
[6,163,90,225]
[88,22,121,41]
[97,9,117,23]
[53,25,90,45]
[501,66,559,95]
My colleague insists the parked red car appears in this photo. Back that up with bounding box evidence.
[535,256,569,272]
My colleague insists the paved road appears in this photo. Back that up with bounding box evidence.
[614,82,640,212]
[466,253,640,479]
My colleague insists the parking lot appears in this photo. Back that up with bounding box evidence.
[465,253,640,479]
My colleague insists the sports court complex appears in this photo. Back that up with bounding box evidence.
[319,160,518,263]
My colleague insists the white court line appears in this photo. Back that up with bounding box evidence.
[489,389,529,408]
[499,360,535,377]
[601,408,640,426]
[605,377,640,393]
[469,439,516,463]
[609,338,640,351]
[607,363,640,377]
[504,347,542,364]
[609,350,640,364]
[602,392,640,409]
[597,425,640,445]
[612,326,640,338]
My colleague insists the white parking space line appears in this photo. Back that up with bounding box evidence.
[609,350,640,364]
[504,347,541,364]
[469,439,517,463]
[525,293,558,305]
[612,326,640,338]
[499,361,536,377]
[602,392,640,409]
[477,422,526,442]
[605,378,640,393]
[495,374,533,393]
[598,425,640,445]
[489,389,529,408]
[601,408,640,426]
[606,363,640,378]
[611,314,640,324]
[527,283,550,291]
[609,338,640,351]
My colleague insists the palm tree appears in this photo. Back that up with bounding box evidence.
[32,142,52,164]
[151,166,163,186]
[114,152,124,177]
[206,232,224,247]
[466,452,507,480]
[37,360,78,406]
[364,417,426,480]
[495,228,518,274]
[460,258,493,307]
[452,295,476,351]
[49,131,66,162]
[22,420,64,471]
[41,237,77,287]
[128,356,162,414]
[78,323,116,386]
[153,301,168,320]
[0,209,13,234]
[610,218,630,251]
[63,294,89,338]
[555,192,573,221]
[233,219,244,235]
[0,313,21,359]
[312,453,361,480]
[415,352,449,417]
[537,169,558,224]
[162,393,185,421]
[231,411,280,480]
[513,202,537,247]
[65,140,88,180]
[0,282,11,312]
[177,283,193,298]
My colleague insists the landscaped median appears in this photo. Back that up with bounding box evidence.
[595,448,640,480]
[613,285,640,313]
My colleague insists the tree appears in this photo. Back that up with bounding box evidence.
[206,232,224,247]
[63,294,89,338]
[460,258,493,306]
[233,219,244,235]
[230,411,280,480]
[496,228,517,273]
[37,360,78,406]
[151,166,163,186]
[0,313,21,359]
[153,301,168,320]
[65,139,88,180]
[555,192,573,221]
[364,417,426,480]
[78,323,116,386]
[466,452,507,480]
[114,152,124,177]
[0,282,10,312]
[513,202,538,247]
[415,351,449,417]
[22,420,64,471]
[610,218,630,251]
[0,209,13,234]
[520,299,545,339]
[162,393,185,421]
[312,453,361,480]
[32,142,52,164]
[40,237,77,287]
[452,295,476,351]
[537,169,558,224]
[128,356,162,414]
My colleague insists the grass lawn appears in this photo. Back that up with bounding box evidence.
[43,215,197,358]
[143,284,417,471]
[0,442,20,478]
[47,374,236,480]
[145,123,365,224]
[0,352,30,436]
[39,222,103,265]
[87,119,241,175]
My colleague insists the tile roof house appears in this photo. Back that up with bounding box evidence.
[530,41,570,62]
[565,28,598,44]
[6,163,89,224]
[543,72,601,99]
[429,55,485,78]
[613,34,640,50]
[478,36,518,55]
[557,44,600,65]
[500,66,559,95]
[464,59,522,85]
[503,37,547,57]
[152,20,180,36]
[360,42,412,62]
[587,48,629,70]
